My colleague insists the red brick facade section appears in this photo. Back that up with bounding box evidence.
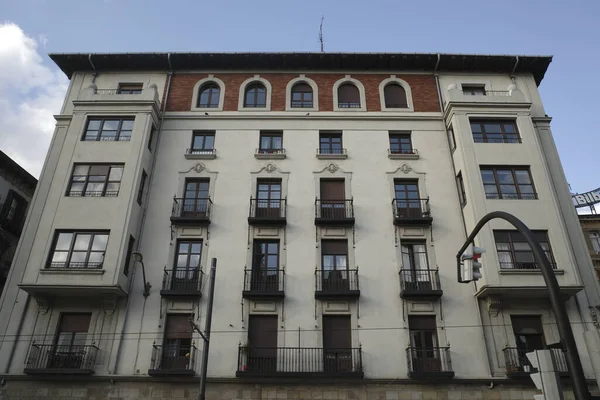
[166,73,440,112]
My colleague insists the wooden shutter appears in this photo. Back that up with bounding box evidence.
[338,84,359,103]
[320,180,345,200]
[408,316,436,331]
[511,315,543,335]
[58,313,91,333]
[321,240,348,255]
[165,314,192,339]
[248,315,278,348]
[323,316,351,349]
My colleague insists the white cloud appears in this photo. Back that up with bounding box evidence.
[0,23,68,178]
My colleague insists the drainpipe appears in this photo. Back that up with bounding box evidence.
[510,56,520,80]
[88,54,97,83]
[111,56,173,374]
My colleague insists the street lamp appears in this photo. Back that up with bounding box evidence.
[132,252,151,297]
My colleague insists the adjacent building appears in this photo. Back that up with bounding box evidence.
[579,213,600,280]
[0,151,36,294]
[0,52,599,399]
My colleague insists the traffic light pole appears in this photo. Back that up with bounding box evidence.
[456,211,590,400]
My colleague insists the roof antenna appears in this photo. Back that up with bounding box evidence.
[319,16,325,53]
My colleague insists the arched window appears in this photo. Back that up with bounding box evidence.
[384,83,408,108]
[244,82,267,108]
[197,83,220,108]
[337,83,360,108]
[291,82,313,108]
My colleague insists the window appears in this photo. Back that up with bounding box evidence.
[244,82,267,108]
[322,240,348,280]
[163,314,193,369]
[83,117,134,142]
[408,316,440,373]
[319,179,347,219]
[68,164,124,197]
[394,180,424,217]
[0,189,27,233]
[511,316,545,356]
[462,84,486,96]
[247,315,278,371]
[456,172,466,207]
[197,83,220,108]
[447,125,456,151]
[137,170,147,205]
[319,131,344,154]
[48,231,109,269]
[55,313,91,350]
[123,236,135,277]
[174,240,202,273]
[337,83,360,108]
[256,179,282,217]
[291,82,313,108]
[117,83,143,94]
[401,242,429,271]
[252,240,280,276]
[190,131,215,154]
[494,230,555,270]
[148,129,155,152]
[389,132,414,154]
[258,131,283,153]
[590,231,600,253]
[480,167,536,200]
[384,83,408,108]
[322,315,352,372]
[182,179,210,216]
[470,120,520,143]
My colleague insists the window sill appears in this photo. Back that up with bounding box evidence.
[40,269,106,275]
[255,153,286,160]
[316,153,348,160]
[184,153,217,160]
[499,269,564,275]
[388,153,419,160]
[191,107,223,112]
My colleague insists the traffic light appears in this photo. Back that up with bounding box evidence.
[461,244,486,282]
[526,350,564,400]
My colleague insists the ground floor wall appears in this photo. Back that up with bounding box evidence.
[0,379,598,400]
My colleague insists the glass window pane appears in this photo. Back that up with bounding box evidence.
[73,165,89,175]
[109,167,123,181]
[70,251,87,263]
[204,136,214,150]
[100,131,117,141]
[480,170,495,183]
[103,120,120,131]
[470,123,481,133]
[256,90,266,106]
[92,234,108,251]
[55,233,73,250]
[177,255,188,267]
[52,251,68,262]
[484,124,502,133]
[336,256,347,269]
[87,120,101,130]
[191,243,202,254]
[513,243,531,251]
[179,243,189,253]
[503,124,516,133]
[272,136,282,149]
[73,234,92,250]
[496,170,514,183]
[88,252,104,263]
[514,170,531,184]
[121,120,134,130]
[189,255,200,267]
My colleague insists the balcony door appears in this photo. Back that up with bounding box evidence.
[183,179,209,216]
[173,240,202,291]
[51,313,91,369]
[323,316,352,372]
[256,179,282,218]
[394,180,422,218]
[320,179,346,219]
[251,240,280,292]
[408,316,441,373]
[401,242,431,291]
[163,314,193,370]
[248,315,278,372]
[321,240,349,292]
[511,315,545,371]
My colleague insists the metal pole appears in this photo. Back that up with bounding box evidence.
[199,258,217,400]
[456,211,590,400]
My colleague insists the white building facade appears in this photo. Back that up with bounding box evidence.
[0,52,599,399]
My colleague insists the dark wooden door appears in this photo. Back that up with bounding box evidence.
[511,316,545,371]
[320,179,346,219]
[408,316,441,373]
[247,315,278,372]
[51,313,92,369]
[323,316,352,372]
[163,314,193,370]
[394,180,422,218]
[256,180,282,218]
[251,241,280,292]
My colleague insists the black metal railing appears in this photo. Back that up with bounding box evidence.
[399,269,441,294]
[25,344,98,372]
[94,88,144,95]
[243,269,284,294]
[389,148,418,155]
[256,148,286,155]
[550,347,568,373]
[485,192,538,200]
[385,102,409,108]
[406,347,453,376]
[315,269,359,293]
[46,262,103,269]
[150,344,197,372]
[185,148,217,156]
[315,199,354,220]
[338,102,361,109]
[237,346,362,375]
[392,198,431,220]
[503,347,568,375]
[317,148,348,156]
[172,197,212,220]
[68,190,119,197]
[249,198,286,220]
[162,267,202,294]
[499,262,558,270]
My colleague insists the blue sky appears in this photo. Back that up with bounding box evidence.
[0,0,599,195]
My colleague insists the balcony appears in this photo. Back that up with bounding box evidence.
[406,346,454,379]
[316,148,348,160]
[503,347,568,379]
[184,148,217,160]
[255,148,286,160]
[388,148,419,160]
[399,269,442,299]
[160,268,203,298]
[242,269,285,300]
[315,269,360,299]
[315,199,355,226]
[148,344,197,376]
[444,86,529,109]
[75,86,161,110]
[24,344,98,375]
[236,346,363,378]
[392,199,432,226]
[248,199,287,226]
[170,197,212,225]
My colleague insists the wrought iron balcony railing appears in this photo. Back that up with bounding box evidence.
[236,346,363,378]
[399,269,442,298]
[503,347,568,377]
[248,198,286,225]
[185,148,217,156]
[316,148,348,156]
[24,343,98,375]
[160,267,203,297]
[314,199,354,225]
[256,148,286,155]
[499,262,558,270]
[315,269,360,299]
[171,197,212,224]
[388,148,418,155]
[243,268,285,299]
[149,344,197,376]
[392,198,432,225]
[46,262,103,270]
[406,346,454,379]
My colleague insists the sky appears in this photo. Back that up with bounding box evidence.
[0,0,599,196]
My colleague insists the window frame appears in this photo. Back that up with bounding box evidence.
[401,241,430,271]
[67,164,124,197]
[589,231,600,253]
[258,131,283,153]
[383,83,408,108]
[494,230,556,270]
[137,170,147,205]
[480,166,537,200]
[470,119,521,144]
[379,77,414,112]
[290,82,314,108]
[447,125,456,151]
[319,131,344,155]
[244,82,267,108]
[462,84,486,96]
[333,78,366,112]
[173,239,203,272]
[389,132,414,154]
[197,82,221,108]
[0,189,27,231]
[117,83,143,94]
[456,172,467,207]
[190,131,215,154]
[47,230,110,269]
[82,117,135,142]
[337,83,361,109]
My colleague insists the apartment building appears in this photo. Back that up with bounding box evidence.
[0,52,599,400]
[579,214,600,280]
[0,151,36,295]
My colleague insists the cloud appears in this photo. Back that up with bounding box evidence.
[0,23,68,178]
